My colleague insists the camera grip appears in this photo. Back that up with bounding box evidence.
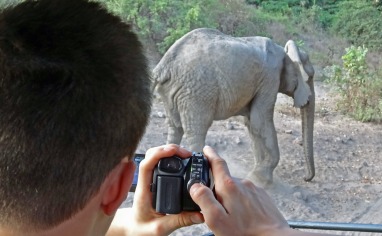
[156,176,183,214]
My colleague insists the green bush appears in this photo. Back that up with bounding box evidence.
[259,0,305,17]
[261,1,291,15]
[245,0,260,4]
[331,0,382,50]
[96,0,220,54]
[97,0,266,55]
[298,4,338,29]
[326,46,382,123]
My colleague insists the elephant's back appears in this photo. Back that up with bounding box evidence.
[158,28,283,69]
[166,28,265,61]
[155,28,283,119]
[160,29,267,77]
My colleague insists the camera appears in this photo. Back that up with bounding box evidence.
[131,153,212,214]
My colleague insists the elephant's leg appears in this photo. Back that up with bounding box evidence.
[183,129,209,152]
[166,120,184,145]
[246,96,280,186]
[180,111,213,152]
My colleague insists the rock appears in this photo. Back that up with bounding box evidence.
[293,138,303,146]
[293,191,303,200]
[234,136,242,144]
[226,121,235,130]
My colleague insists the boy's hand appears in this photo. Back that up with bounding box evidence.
[109,144,204,236]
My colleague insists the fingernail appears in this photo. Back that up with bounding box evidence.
[203,146,214,152]
[190,183,202,196]
[191,214,204,224]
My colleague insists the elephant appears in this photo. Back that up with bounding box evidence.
[152,28,315,185]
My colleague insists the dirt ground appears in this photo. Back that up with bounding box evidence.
[122,81,382,235]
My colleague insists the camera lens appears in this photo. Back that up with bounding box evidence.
[158,157,183,173]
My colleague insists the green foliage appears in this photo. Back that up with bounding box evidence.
[95,0,382,57]
[297,3,338,29]
[97,0,267,54]
[213,0,263,37]
[245,0,260,4]
[249,0,381,47]
[331,0,382,50]
[96,0,219,54]
[260,1,292,16]
[326,46,382,123]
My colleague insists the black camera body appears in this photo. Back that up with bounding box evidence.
[150,153,211,214]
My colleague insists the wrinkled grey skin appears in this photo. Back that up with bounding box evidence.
[153,28,315,185]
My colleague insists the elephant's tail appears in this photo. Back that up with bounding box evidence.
[150,74,158,93]
[152,63,171,92]
[150,67,159,93]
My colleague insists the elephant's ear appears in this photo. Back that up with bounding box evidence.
[284,40,313,108]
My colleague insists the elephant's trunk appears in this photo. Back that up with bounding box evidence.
[300,79,315,181]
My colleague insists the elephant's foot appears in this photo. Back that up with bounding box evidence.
[247,167,274,188]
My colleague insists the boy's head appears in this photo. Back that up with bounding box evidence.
[0,0,151,231]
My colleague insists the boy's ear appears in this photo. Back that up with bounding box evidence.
[101,160,135,215]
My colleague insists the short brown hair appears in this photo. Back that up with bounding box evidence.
[0,0,151,231]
